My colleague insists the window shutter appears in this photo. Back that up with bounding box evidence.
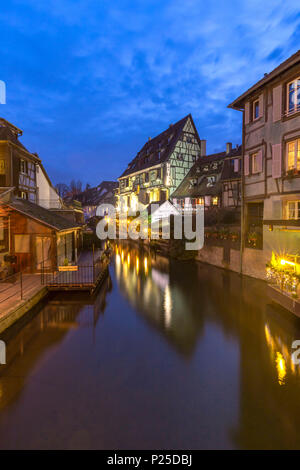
[245,102,250,124]
[244,154,250,175]
[234,158,239,172]
[259,94,264,118]
[272,144,282,178]
[273,85,282,122]
[257,149,263,173]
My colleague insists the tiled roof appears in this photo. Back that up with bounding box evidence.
[172,145,241,198]
[76,181,118,206]
[8,198,80,231]
[119,114,200,178]
[228,50,300,109]
[220,158,241,181]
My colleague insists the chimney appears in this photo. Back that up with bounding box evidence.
[200,139,206,157]
[226,142,232,154]
[148,137,151,141]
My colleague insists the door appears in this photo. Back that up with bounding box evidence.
[36,236,52,270]
[246,202,264,249]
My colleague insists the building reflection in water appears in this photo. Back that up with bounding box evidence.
[2,241,300,448]
[114,242,204,356]
[114,242,300,449]
[0,275,112,412]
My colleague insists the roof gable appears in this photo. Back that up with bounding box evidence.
[119,114,200,178]
[228,50,300,109]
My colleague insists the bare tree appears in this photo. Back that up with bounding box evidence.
[69,180,83,197]
[55,183,69,198]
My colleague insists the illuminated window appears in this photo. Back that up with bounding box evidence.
[18,191,28,200]
[212,197,218,206]
[197,197,204,205]
[287,78,300,113]
[287,139,300,171]
[287,201,300,219]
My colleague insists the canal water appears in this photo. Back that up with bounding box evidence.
[1,243,300,449]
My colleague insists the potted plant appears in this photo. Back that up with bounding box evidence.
[247,231,258,247]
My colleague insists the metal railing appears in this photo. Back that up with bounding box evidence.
[41,258,108,289]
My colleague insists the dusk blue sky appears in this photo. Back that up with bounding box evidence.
[1,0,300,187]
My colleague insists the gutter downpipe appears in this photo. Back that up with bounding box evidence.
[239,107,245,276]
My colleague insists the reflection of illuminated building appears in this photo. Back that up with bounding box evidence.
[164,285,172,328]
[113,242,204,355]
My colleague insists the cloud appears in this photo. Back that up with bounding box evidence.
[1,0,300,185]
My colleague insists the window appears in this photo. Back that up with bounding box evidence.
[19,159,28,174]
[253,100,259,120]
[144,172,149,183]
[212,197,218,206]
[252,152,259,174]
[287,201,300,219]
[14,234,30,253]
[207,176,216,186]
[0,217,8,253]
[197,197,204,205]
[18,191,28,200]
[287,139,300,171]
[287,78,300,114]
[150,170,157,181]
[0,160,5,175]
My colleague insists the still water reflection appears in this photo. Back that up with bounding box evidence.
[1,242,300,449]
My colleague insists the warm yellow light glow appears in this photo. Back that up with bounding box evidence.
[280,258,296,267]
[164,285,172,327]
[144,257,148,273]
[121,250,124,262]
[276,352,286,385]
[127,254,130,266]
[136,257,139,273]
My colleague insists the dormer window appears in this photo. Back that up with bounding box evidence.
[207,176,216,187]
[287,78,300,114]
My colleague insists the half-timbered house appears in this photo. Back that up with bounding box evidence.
[117,114,205,213]
[171,143,241,213]
[0,118,39,201]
